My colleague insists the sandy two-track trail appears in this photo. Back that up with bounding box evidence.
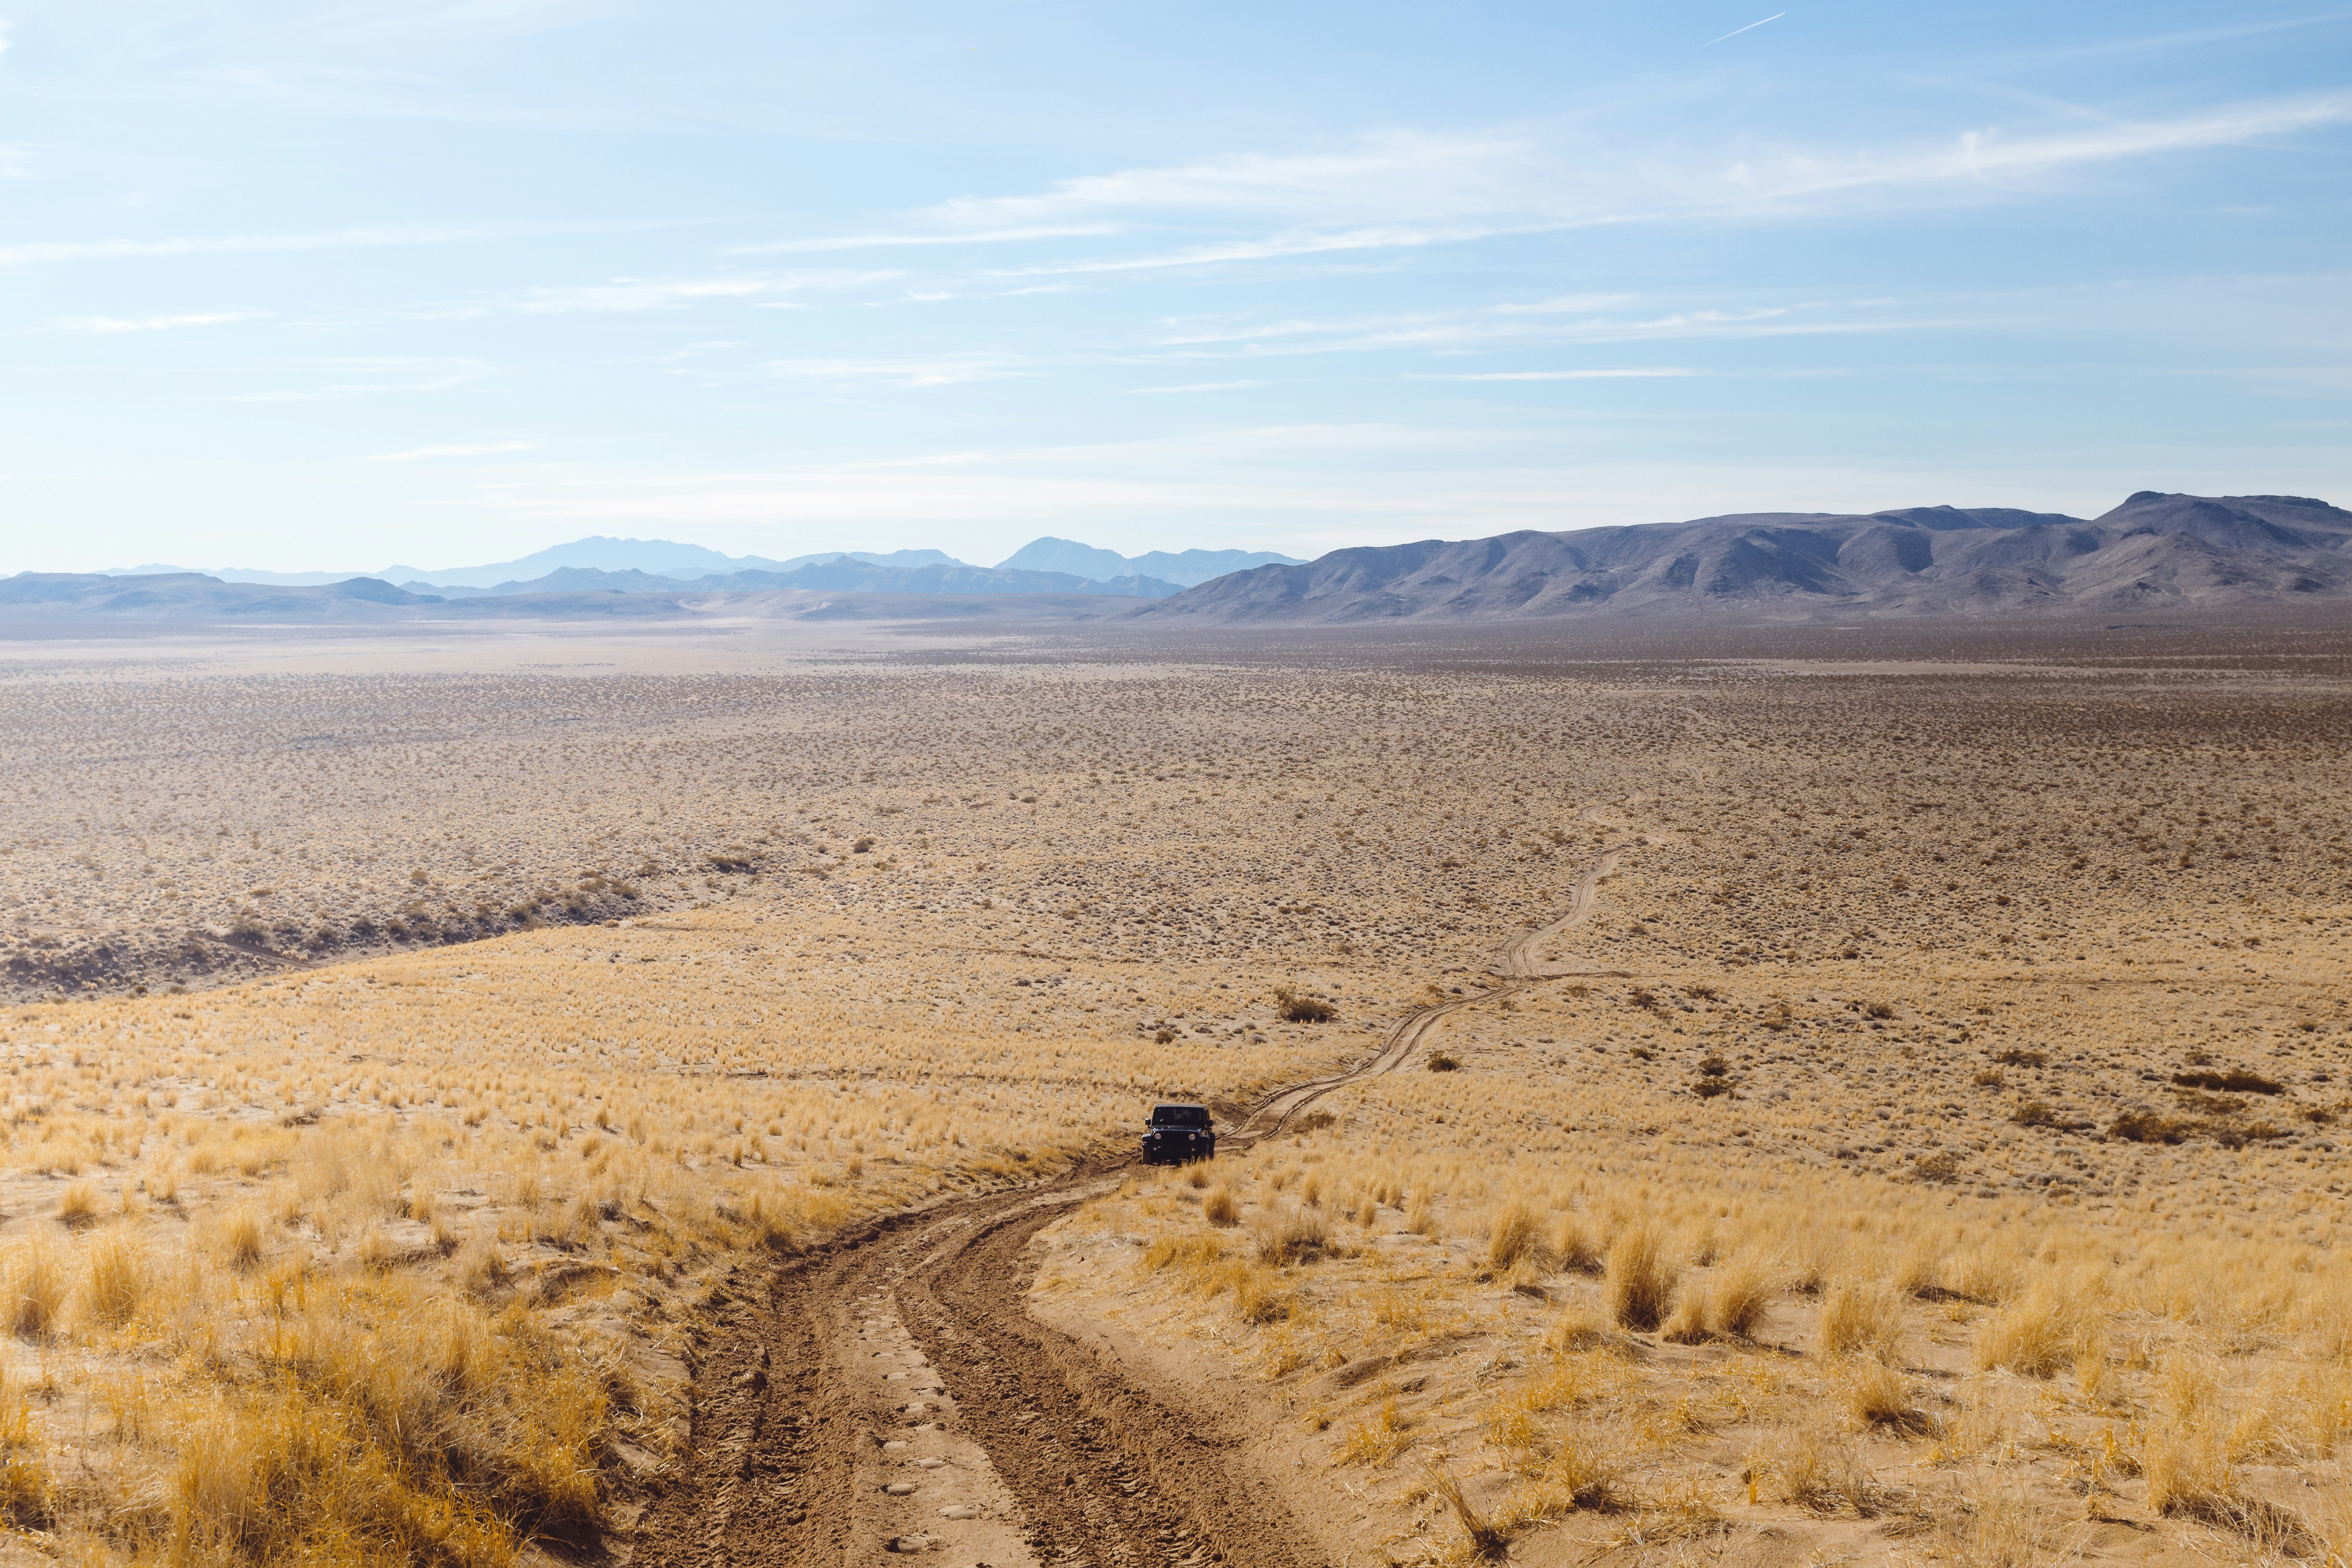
[634,833,1630,1567]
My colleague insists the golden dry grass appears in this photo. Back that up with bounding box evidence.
[5,618,2352,1565]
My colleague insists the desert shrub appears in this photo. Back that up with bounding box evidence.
[1863,1002,1894,1020]
[1604,1224,1676,1332]
[1994,1048,2048,1067]
[1425,1053,1460,1072]
[1274,988,1335,1023]
[1202,1185,1239,1227]
[1910,1151,1962,1185]
[2110,1110,2191,1144]
[2173,1069,2283,1095]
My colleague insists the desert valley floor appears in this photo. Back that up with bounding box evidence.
[0,614,2346,1567]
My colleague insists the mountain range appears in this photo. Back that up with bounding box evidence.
[16,493,2350,627]
[96,535,1302,596]
[1136,492,2352,623]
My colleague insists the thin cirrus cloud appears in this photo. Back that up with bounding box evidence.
[925,131,1542,226]
[225,357,489,402]
[56,310,270,333]
[364,441,537,462]
[765,357,1029,388]
[0,224,524,268]
[1121,380,1273,394]
[510,269,899,313]
[1144,300,1898,359]
[1708,92,2352,207]
[0,218,698,270]
[730,224,1127,255]
[1408,368,1703,381]
[858,93,2352,280]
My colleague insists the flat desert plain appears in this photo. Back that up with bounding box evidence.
[0,616,2345,1568]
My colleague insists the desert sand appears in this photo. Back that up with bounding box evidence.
[0,614,2343,1566]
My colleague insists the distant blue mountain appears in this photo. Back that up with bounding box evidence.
[994,537,1303,587]
[92,534,1298,592]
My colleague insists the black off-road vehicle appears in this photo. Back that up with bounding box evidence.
[1140,1102,1215,1164]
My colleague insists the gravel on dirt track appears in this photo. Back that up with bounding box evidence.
[632,1169,1327,1568]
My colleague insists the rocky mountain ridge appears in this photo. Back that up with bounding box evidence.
[1133,492,2352,623]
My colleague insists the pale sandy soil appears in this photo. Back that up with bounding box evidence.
[0,616,2343,1564]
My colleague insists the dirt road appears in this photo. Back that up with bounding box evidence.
[629,1172,1322,1568]
[634,831,1630,1567]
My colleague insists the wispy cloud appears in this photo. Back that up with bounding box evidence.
[510,269,897,313]
[1711,92,2352,206]
[859,94,2352,278]
[992,220,1563,277]
[765,356,1028,388]
[1999,9,2352,64]
[928,130,1544,228]
[1121,379,1271,394]
[1141,299,1909,359]
[364,441,536,462]
[731,224,1125,255]
[1409,368,1702,380]
[0,222,564,268]
[56,310,271,333]
[225,357,489,401]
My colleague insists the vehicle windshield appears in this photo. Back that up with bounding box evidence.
[1150,1104,1209,1129]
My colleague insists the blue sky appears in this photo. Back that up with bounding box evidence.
[2,1,2348,573]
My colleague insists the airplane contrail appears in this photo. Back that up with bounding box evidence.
[1701,11,1786,47]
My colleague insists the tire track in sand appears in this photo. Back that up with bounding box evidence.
[634,825,1634,1567]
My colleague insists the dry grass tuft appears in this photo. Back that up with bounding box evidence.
[1487,1201,1545,1273]
[1665,1250,1778,1343]
[3,1234,66,1337]
[1757,1429,1884,1516]
[1818,1278,1902,1362]
[55,1181,99,1229]
[1972,1275,2082,1378]
[1254,1205,1332,1266]
[1604,1223,1676,1332]
[1424,1463,1506,1556]
[215,1204,266,1271]
[77,1227,147,1329]
[1841,1359,1934,1434]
